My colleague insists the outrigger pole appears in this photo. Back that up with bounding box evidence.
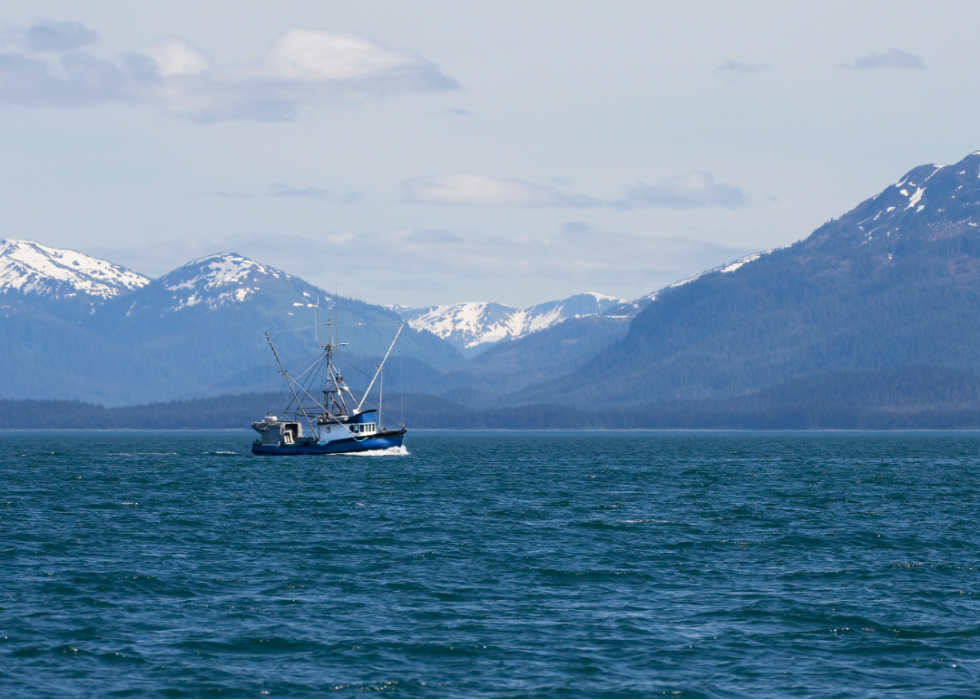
[265,331,318,437]
[355,323,404,413]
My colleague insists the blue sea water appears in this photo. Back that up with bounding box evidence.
[2,430,980,698]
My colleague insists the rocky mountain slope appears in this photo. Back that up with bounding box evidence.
[513,150,980,407]
[0,247,462,404]
[0,239,149,322]
[8,149,980,414]
[0,239,148,299]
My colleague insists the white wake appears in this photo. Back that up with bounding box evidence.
[344,446,410,457]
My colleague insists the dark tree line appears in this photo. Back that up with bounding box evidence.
[5,366,980,430]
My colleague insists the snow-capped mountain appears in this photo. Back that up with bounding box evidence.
[111,251,336,339]
[151,253,312,313]
[0,239,148,300]
[394,292,628,355]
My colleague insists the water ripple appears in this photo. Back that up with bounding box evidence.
[2,430,980,697]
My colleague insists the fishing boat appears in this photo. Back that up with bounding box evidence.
[251,302,407,455]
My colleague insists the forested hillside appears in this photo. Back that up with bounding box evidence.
[5,367,980,430]
[0,251,462,405]
[517,152,980,407]
[8,151,980,419]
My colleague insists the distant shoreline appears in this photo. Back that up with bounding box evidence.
[7,367,980,431]
[4,427,980,434]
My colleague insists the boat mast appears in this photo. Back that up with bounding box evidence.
[320,288,348,418]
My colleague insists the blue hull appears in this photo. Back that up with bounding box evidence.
[251,429,406,456]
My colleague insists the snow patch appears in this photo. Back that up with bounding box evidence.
[670,273,704,288]
[398,292,627,350]
[0,239,149,299]
[584,291,621,302]
[165,253,270,292]
[721,253,762,273]
[158,253,279,311]
[906,187,925,209]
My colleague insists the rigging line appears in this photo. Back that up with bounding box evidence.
[264,332,317,437]
[299,360,323,396]
[291,380,326,414]
[318,402,355,435]
[267,324,318,334]
[356,324,403,413]
[270,341,321,364]
[283,368,328,417]
[400,327,404,426]
[268,346,325,383]
[336,355,373,379]
[329,363,352,415]
[289,356,323,383]
[295,355,326,405]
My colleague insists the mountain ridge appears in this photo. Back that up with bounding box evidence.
[391,292,629,356]
[509,149,980,408]
[0,245,463,405]
[0,239,149,300]
[7,149,980,416]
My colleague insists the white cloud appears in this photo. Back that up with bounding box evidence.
[77,195,759,306]
[262,30,418,83]
[138,37,211,77]
[838,49,927,71]
[402,174,601,207]
[266,184,361,203]
[623,171,750,209]
[85,224,754,305]
[403,172,750,210]
[0,23,457,121]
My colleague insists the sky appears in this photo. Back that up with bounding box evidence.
[0,1,978,308]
